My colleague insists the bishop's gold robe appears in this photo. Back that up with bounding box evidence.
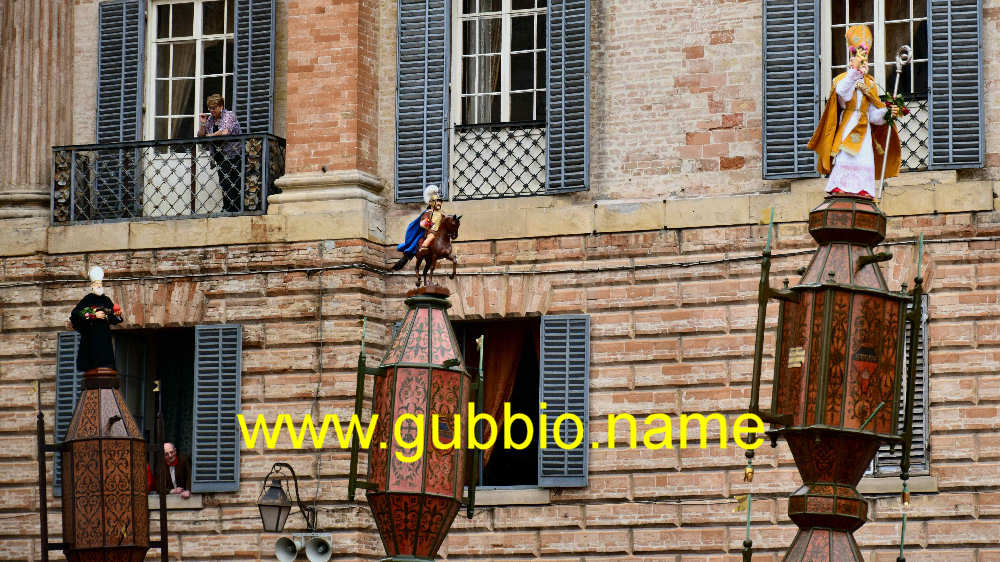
[808,70,901,188]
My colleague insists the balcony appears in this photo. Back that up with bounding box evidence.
[51,134,285,225]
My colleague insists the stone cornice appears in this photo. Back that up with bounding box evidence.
[0,173,994,256]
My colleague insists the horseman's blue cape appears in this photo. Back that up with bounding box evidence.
[397,213,425,255]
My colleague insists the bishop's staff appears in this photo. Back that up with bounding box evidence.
[876,45,913,201]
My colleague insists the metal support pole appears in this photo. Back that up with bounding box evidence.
[35,382,50,562]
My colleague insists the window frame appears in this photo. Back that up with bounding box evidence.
[143,0,235,141]
[817,0,930,171]
[449,0,547,127]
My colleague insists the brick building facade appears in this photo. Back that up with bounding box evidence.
[0,0,999,560]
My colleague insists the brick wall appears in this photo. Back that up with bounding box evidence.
[376,0,1000,201]
[2,211,1000,559]
[284,0,378,175]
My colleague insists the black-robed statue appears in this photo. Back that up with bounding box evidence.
[70,266,123,372]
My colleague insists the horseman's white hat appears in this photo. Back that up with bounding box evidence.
[423,184,442,204]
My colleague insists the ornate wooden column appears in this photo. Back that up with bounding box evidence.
[0,0,74,220]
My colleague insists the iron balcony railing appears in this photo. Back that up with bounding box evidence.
[451,121,545,200]
[51,134,285,224]
[897,94,929,171]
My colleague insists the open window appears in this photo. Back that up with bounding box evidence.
[454,318,541,487]
[54,324,242,495]
[450,314,590,490]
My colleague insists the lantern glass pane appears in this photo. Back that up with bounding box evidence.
[257,480,292,532]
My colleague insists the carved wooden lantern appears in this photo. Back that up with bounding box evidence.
[61,367,149,561]
[749,195,923,560]
[349,286,479,561]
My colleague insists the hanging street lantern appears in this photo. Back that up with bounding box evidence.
[349,285,481,561]
[59,367,150,561]
[257,476,293,533]
[748,195,924,561]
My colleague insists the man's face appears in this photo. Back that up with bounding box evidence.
[208,104,223,119]
[433,200,443,211]
[164,444,177,463]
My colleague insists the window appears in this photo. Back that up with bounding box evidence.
[454,0,546,124]
[113,330,196,454]
[54,324,242,494]
[96,0,274,143]
[394,0,589,202]
[415,314,589,491]
[450,0,547,200]
[761,0,982,179]
[146,0,235,141]
[821,0,929,170]
[62,0,279,223]
[454,319,541,487]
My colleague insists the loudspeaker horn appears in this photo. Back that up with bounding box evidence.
[304,536,332,562]
[274,536,299,562]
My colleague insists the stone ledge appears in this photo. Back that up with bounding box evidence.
[386,174,995,244]
[0,217,49,256]
[471,487,551,506]
[147,493,204,510]
[12,173,998,256]
[857,475,938,495]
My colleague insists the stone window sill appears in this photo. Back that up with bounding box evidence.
[857,475,937,495]
[468,487,551,506]
[148,493,203,510]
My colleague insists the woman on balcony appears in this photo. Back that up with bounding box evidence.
[198,94,243,213]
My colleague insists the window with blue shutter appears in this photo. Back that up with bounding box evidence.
[234,0,275,133]
[191,324,242,493]
[53,332,83,497]
[928,0,983,169]
[395,0,450,203]
[545,0,590,194]
[871,295,929,476]
[762,0,820,179]
[538,314,589,487]
[397,0,590,201]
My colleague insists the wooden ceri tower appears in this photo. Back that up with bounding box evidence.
[61,367,149,561]
[749,195,924,560]
[348,285,479,561]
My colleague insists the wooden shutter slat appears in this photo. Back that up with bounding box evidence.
[537,315,590,488]
[191,325,242,493]
[545,0,590,195]
[234,0,275,134]
[762,0,819,179]
[928,0,984,169]
[395,0,449,203]
[94,0,144,220]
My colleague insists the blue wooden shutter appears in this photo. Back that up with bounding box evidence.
[96,0,144,143]
[395,0,449,202]
[872,295,929,476]
[234,0,275,133]
[761,0,819,179]
[191,325,242,493]
[545,0,590,194]
[95,0,145,219]
[53,332,83,497]
[538,315,589,487]
[928,0,983,169]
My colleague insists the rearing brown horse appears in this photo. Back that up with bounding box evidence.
[414,214,461,287]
